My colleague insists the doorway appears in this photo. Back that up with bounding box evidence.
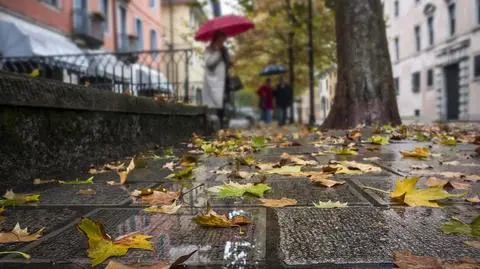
[444,63,459,120]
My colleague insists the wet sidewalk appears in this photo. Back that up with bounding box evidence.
[0,125,479,268]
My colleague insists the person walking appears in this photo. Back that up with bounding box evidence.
[202,31,232,129]
[274,76,292,126]
[257,78,274,124]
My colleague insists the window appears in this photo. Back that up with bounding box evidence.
[412,72,420,93]
[149,0,156,8]
[448,2,456,36]
[414,25,421,52]
[150,30,157,50]
[394,77,400,96]
[427,69,433,86]
[474,55,480,77]
[394,0,399,17]
[477,0,480,24]
[427,16,434,46]
[100,0,109,33]
[42,0,60,8]
[135,18,143,50]
[394,37,399,61]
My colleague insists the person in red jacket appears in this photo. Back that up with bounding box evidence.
[257,78,274,123]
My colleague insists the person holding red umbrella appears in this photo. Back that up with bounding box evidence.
[196,15,254,129]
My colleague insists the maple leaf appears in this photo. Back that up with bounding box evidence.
[367,135,389,145]
[309,173,345,188]
[77,217,153,266]
[208,182,271,198]
[192,208,251,228]
[143,201,181,214]
[137,191,180,206]
[390,177,463,207]
[400,147,431,159]
[424,177,449,188]
[259,198,297,208]
[0,190,40,206]
[280,153,318,166]
[0,223,45,243]
[441,216,479,236]
[265,166,302,175]
[59,176,94,185]
[104,250,197,269]
[313,200,348,208]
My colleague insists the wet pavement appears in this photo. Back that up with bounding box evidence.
[0,127,479,268]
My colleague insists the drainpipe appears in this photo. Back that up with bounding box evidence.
[112,0,118,51]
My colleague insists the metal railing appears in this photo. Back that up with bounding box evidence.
[0,49,202,104]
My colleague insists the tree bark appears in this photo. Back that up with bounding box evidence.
[321,0,401,129]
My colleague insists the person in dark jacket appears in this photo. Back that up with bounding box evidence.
[274,76,292,126]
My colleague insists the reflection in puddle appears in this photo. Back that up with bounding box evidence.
[224,241,252,268]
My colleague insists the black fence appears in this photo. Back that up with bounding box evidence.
[0,49,203,104]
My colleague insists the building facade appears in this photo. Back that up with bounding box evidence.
[384,0,480,121]
[298,70,337,124]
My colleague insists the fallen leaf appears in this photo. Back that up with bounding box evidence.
[441,161,480,167]
[334,147,358,156]
[0,190,40,206]
[313,200,348,208]
[77,189,97,195]
[162,162,175,171]
[363,157,381,161]
[368,135,389,145]
[310,176,345,188]
[113,158,136,185]
[133,155,147,168]
[0,223,45,243]
[259,198,297,208]
[424,177,449,188]
[391,177,462,207]
[231,215,252,225]
[400,147,431,159]
[166,167,194,180]
[464,241,480,249]
[104,250,197,269]
[439,135,457,146]
[441,216,479,237]
[208,182,271,198]
[280,153,318,166]
[77,217,153,266]
[105,163,125,170]
[255,163,276,171]
[411,171,480,182]
[393,251,479,269]
[229,170,251,179]
[235,155,255,166]
[466,196,480,203]
[448,181,470,190]
[251,136,266,151]
[137,191,180,206]
[265,166,302,175]
[59,176,94,185]
[0,251,31,259]
[143,201,181,214]
[180,154,198,167]
[33,178,57,185]
[411,163,433,170]
[192,208,251,228]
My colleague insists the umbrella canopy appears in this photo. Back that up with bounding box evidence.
[260,64,287,76]
[195,15,254,42]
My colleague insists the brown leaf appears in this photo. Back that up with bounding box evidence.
[393,251,479,269]
[259,198,297,208]
[280,153,317,166]
[231,215,252,225]
[0,223,45,243]
[464,241,480,249]
[33,178,57,185]
[77,189,97,195]
[256,163,276,170]
[411,163,433,170]
[425,177,449,188]
[138,191,180,206]
[311,176,346,188]
[448,181,470,190]
[105,163,125,170]
[162,162,175,171]
[466,195,480,203]
[110,158,135,185]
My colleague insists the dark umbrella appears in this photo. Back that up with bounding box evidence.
[259,64,287,76]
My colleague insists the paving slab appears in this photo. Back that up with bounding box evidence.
[0,208,85,252]
[181,179,371,208]
[376,159,480,176]
[275,206,480,266]
[9,208,266,267]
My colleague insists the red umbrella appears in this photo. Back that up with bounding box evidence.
[195,15,254,42]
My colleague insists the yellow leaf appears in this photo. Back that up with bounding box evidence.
[313,200,348,208]
[29,69,40,78]
[0,223,45,243]
[143,201,181,214]
[259,198,297,208]
[265,166,302,175]
[77,217,153,266]
[192,210,236,228]
[400,147,431,159]
[334,147,358,156]
[0,190,40,206]
[390,177,419,198]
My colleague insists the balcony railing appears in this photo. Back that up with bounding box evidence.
[72,9,104,49]
[0,49,199,104]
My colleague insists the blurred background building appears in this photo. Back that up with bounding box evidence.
[384,0,480,122]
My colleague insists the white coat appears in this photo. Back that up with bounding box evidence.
[202,47,226,109]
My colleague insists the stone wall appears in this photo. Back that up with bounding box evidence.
[0,73,209,186]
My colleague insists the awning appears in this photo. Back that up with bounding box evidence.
[0,13,88,70]
[85,49,132,82]
[131,64,174,93]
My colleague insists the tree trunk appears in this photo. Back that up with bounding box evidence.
[322,0,401,129]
